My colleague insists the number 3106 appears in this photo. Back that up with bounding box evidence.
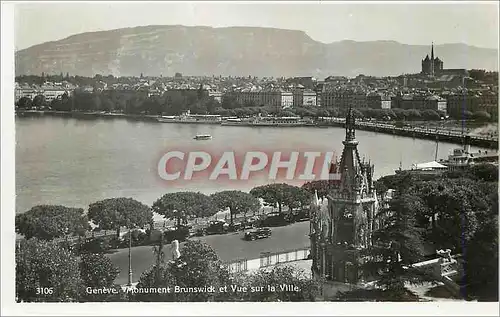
[37,287,53,295]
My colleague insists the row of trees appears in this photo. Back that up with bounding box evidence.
[15,88,221,116]
[16,184,313,242]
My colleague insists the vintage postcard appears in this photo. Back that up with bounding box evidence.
[1,1,499,316]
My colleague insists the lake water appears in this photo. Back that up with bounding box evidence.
[15,116,480,214]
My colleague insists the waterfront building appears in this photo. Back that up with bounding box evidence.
[367,92,394,109]
[41,86,70,102]
[321,88,367,109]
[281,90,293,109]
[224,89,293,110]
[15,84,42,102]
[292,87,305,107]
[15,83,73,103]
[302,89,317,107]
[425,95,447,112]
[208,91,223,103]
[310,108,379,284]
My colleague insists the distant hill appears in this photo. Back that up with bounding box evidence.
[15,25,499,78]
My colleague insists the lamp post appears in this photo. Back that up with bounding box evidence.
[127,227,133,286]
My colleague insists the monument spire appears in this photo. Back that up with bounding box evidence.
[345,106,356,141]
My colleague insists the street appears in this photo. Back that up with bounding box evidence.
[107,221,310,285]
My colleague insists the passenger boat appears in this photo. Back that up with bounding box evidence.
[249,116,305,127]
[221,117,253,126]
[193,134,212,140]
[157,111,222,124]
[438,143,498,170]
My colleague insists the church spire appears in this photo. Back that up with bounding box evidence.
[430,42,435,76]
[345,106,356,141]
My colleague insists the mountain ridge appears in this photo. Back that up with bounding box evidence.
[15,25,499,78]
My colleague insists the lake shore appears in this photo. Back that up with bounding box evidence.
[16,109,498,148]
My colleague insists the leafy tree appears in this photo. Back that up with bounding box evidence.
[384,109,396,119]
[100,97,115,112]
[125,94,146,114]
[15,205,89,240]
[315,108,330,118]
[410,179,485,250]
[472,110,492,122]
[211,191,260,225]
[152,192,217,226]
[258,108,269,116]
[143,96,163,115]
[32,94,47,109]
[464,215,498,301]
[406,109,421,120]
[16,97,32,109]
[135,240,232,302]
[79,253,120,288]
[302,180,332,200]
[79,253,123,302]
[392,108,408,121]
[87,198,153,238]
[364,194,430,298]
[373,171,436,196]
[233,265,321,301]
[205,98,220,114]
[282,186,312,212]
[250,183,303,214]
[467,163,499,182]
[351,109,364,119]
[164,90,187,115]
[421,109,441,121]
[16,238,81,302]
[278,110,296,117]
[327,107,340,117]
[462,110,474,120]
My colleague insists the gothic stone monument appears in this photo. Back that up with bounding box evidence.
[310,107,379,285]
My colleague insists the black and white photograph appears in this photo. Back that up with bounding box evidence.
[1,1,499,315]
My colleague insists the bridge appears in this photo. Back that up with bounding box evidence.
[318,119,498,149]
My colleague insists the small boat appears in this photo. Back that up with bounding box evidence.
[194,134,212,140]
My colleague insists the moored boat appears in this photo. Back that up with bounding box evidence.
[194,134,212,140]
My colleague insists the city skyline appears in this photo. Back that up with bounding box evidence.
[15,1,499,51]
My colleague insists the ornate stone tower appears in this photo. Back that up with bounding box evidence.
[310,107,378,284]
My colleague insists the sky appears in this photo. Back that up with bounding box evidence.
[14,1,499,51]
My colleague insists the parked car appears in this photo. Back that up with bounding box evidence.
[228,221,243,232]
[291,209,310,222]
[243,216,261,229]
[244,227,272,241]
[205,220,229,235]
[260,212,290,227]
